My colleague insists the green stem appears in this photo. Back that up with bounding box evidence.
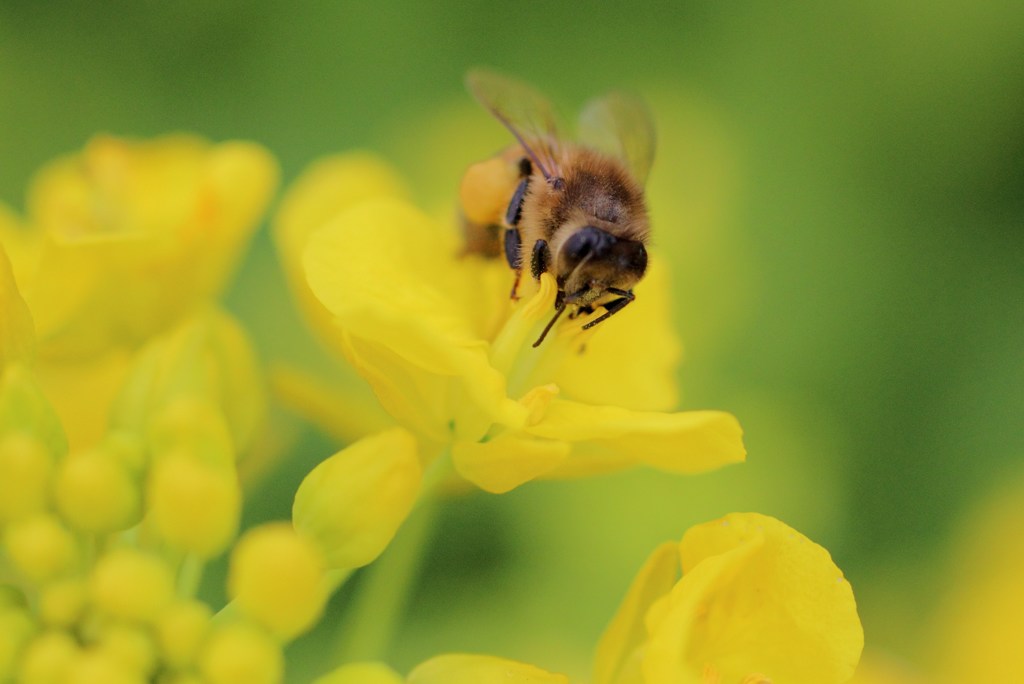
[333,487,441,664]
[177,554,204,598]
[329,450,452,661]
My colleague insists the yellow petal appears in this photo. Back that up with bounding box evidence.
[527,401,745,478]
[0,243,34,369]
[34,348,132,451]
[274,153,409,354]
[313,662,404,684]
[928,478,1024,683]
[304,198,524,442]
[644,513,863,684]
[594,542,680,684]
[408,654,569,684]
[270,365,393,445]
[452,431,569,494]
[553,254,681,412]
[292,428,422,569]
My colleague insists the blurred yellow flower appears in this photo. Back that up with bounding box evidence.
[595,512,863,684]
[277,154,745,494]
[0,134,278,448]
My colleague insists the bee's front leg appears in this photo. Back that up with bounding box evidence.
[530,239,550,280]
[504,227,523,299]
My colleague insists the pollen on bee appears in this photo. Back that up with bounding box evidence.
[459,157,518,225]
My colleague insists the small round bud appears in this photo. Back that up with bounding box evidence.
[154,599,212,669]
[198,622,283,684]
[95,623,156,677]
[228,523,326,640]
[103,431,148,474]
[89,549,174,622]
[148,398,234,467]
[0,607,35,680]
[4,514,78,583]
[63,649,144,684]
[54,449,140,533]
[18,629,79,683]
[0,433,53,522]
[38,578,87,628]
[146,453,240,557]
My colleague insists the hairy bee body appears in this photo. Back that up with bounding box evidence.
[460,69,656,345]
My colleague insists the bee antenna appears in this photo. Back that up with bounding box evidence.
[532,301,567,348]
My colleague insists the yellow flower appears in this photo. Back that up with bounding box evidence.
[277,154,745,494]
[0,134,277,449]
[595,512,863,684]
[317,513,860,684]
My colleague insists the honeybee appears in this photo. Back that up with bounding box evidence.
[459,68,656,347]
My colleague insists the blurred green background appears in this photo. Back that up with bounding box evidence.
[2,1,1022,680]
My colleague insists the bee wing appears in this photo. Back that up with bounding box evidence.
[578,92,657,185]
[465,68,563,181]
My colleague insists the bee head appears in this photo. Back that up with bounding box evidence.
[558,226,647,305]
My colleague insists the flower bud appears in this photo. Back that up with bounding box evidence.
[227,523,326,640]
[89,549,174,623]
[3,514,77,583]
[293,428,421,569]
[0,606,35,681]
[154,600,212,669]
[146,452,240,557]
[18,629,79,683]
[62,649,144,684]
[0,433,53,523]
[95,623,157,677]
[38,578,87,628]
[54,448,140,533]
[198,622,283,684]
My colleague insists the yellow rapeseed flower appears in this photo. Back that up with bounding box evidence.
[278,154,745,495]
[595,512,863,684]
[0,134,278,449]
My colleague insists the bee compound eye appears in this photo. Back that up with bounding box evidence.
[631,242,648,274]
[563,226,616,262]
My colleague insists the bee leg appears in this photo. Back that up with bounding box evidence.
[504,228,523,299]
[504,176,530,226]
[530,239,550,280]
[581,289,635,330]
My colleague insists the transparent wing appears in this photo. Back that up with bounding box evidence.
[578,91,657,185]
[465,67,563,181]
